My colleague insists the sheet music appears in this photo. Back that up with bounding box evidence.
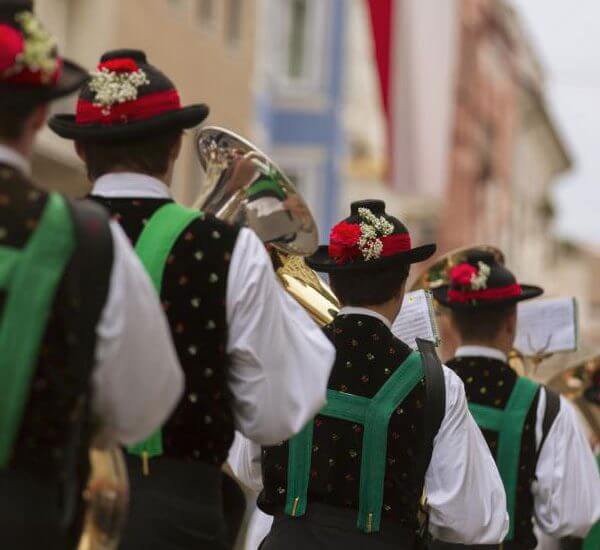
[392,290,440,350]
[514,297,578,355]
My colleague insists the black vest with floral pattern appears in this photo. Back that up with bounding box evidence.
[0,163,94,480]
[447,355,540,549]
[259,313,427,532]
[92,196,239,466]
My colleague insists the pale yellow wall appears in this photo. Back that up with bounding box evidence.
[31,0,257,202]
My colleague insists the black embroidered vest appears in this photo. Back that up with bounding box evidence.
[259,314,427,531]
[92,196,239,466]
[0,164,94,479]
[447,356,540,548]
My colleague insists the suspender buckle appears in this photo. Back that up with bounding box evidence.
[142,451,150,476]
[291,497,300,517]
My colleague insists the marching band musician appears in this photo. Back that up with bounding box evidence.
[242,201,508,549]
[0,2,184,548]
[49,49,335,549]
[432,250,600,549]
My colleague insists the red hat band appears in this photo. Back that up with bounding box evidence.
[447,284,522,304]
[328,220,411,265]
[75,57,182,126]
[446,262,522,303]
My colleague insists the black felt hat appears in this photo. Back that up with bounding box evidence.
[432,250,543,309]
[0,0,87,105]
[306,200,436,273]
[48,49,209,141]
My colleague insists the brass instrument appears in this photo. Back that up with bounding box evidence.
[543,352,600,441]
[195,126,339,326]
[78,443,129,550]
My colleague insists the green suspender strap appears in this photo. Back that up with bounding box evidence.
[285,351,424,533]
[127,203,202,460]
[0,194,75,467]
[468,377,540,541]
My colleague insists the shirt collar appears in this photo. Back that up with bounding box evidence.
[0,144,31,176]
[92,172,172,199]
[455,345,508,363]
[338,306,392,329]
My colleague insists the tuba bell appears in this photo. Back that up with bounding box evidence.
[195,126,339,326]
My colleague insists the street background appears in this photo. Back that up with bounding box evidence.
[32,0,600,360]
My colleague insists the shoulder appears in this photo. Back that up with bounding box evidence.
[169,212,242,266]
[441,365,468,412]
[0,163,31,186]
[188,212,240,244]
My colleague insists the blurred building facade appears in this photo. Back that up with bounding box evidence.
[34,0,258,203]
[33,0,345,233]
[253,0,347,233]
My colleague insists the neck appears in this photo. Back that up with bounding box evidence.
[0,138,30,160]
[459,339,511,356]
[95,170,170,186]
[363,301,401,325]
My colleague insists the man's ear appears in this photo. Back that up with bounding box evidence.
[74,141,86,163]
[170,133,183,162]
[505,306,518,339]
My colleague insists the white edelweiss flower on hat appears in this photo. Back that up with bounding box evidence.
[470,261,491,290]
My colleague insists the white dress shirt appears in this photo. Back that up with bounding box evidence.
[0,146,184,445]
[92,173,335,445]
[228,309,509,547]
[456,345,600,539]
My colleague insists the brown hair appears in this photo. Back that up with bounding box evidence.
[329,263,410,307]
[0,102,39,141]
[450,304,516,342]
[77,131,181,181]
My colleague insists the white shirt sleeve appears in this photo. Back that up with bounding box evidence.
[228,431,264,494]
[226,228,335,445]
[426,367,509,544]
[533,389,600,538]
[91,222,184,445]
[227,433,274,550]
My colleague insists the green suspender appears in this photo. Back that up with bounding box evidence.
[286,351,424,533]
[127,203,202,460]
[469,377,539,541]
[0,194,75,467]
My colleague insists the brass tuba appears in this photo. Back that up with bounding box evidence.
[543,352,600,441]
[195,126,339,326]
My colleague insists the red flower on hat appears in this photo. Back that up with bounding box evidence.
[0,24,24,74]
[97,58,139,73]
[450,263,477,287]
[329,221,361,264]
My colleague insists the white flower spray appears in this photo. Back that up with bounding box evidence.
[12,12,59,82]
[470,261,491,290]
[88,68,150,115]
[357,208,394,261]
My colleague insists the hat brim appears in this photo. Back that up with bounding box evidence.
[48,104,209,141]
[0,59,88,106]
[306,243,437,273]
[432,284,544,309]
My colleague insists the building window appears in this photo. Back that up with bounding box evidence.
[272,0,329,96]
[288,0,308,79]
[226,0,242,45]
